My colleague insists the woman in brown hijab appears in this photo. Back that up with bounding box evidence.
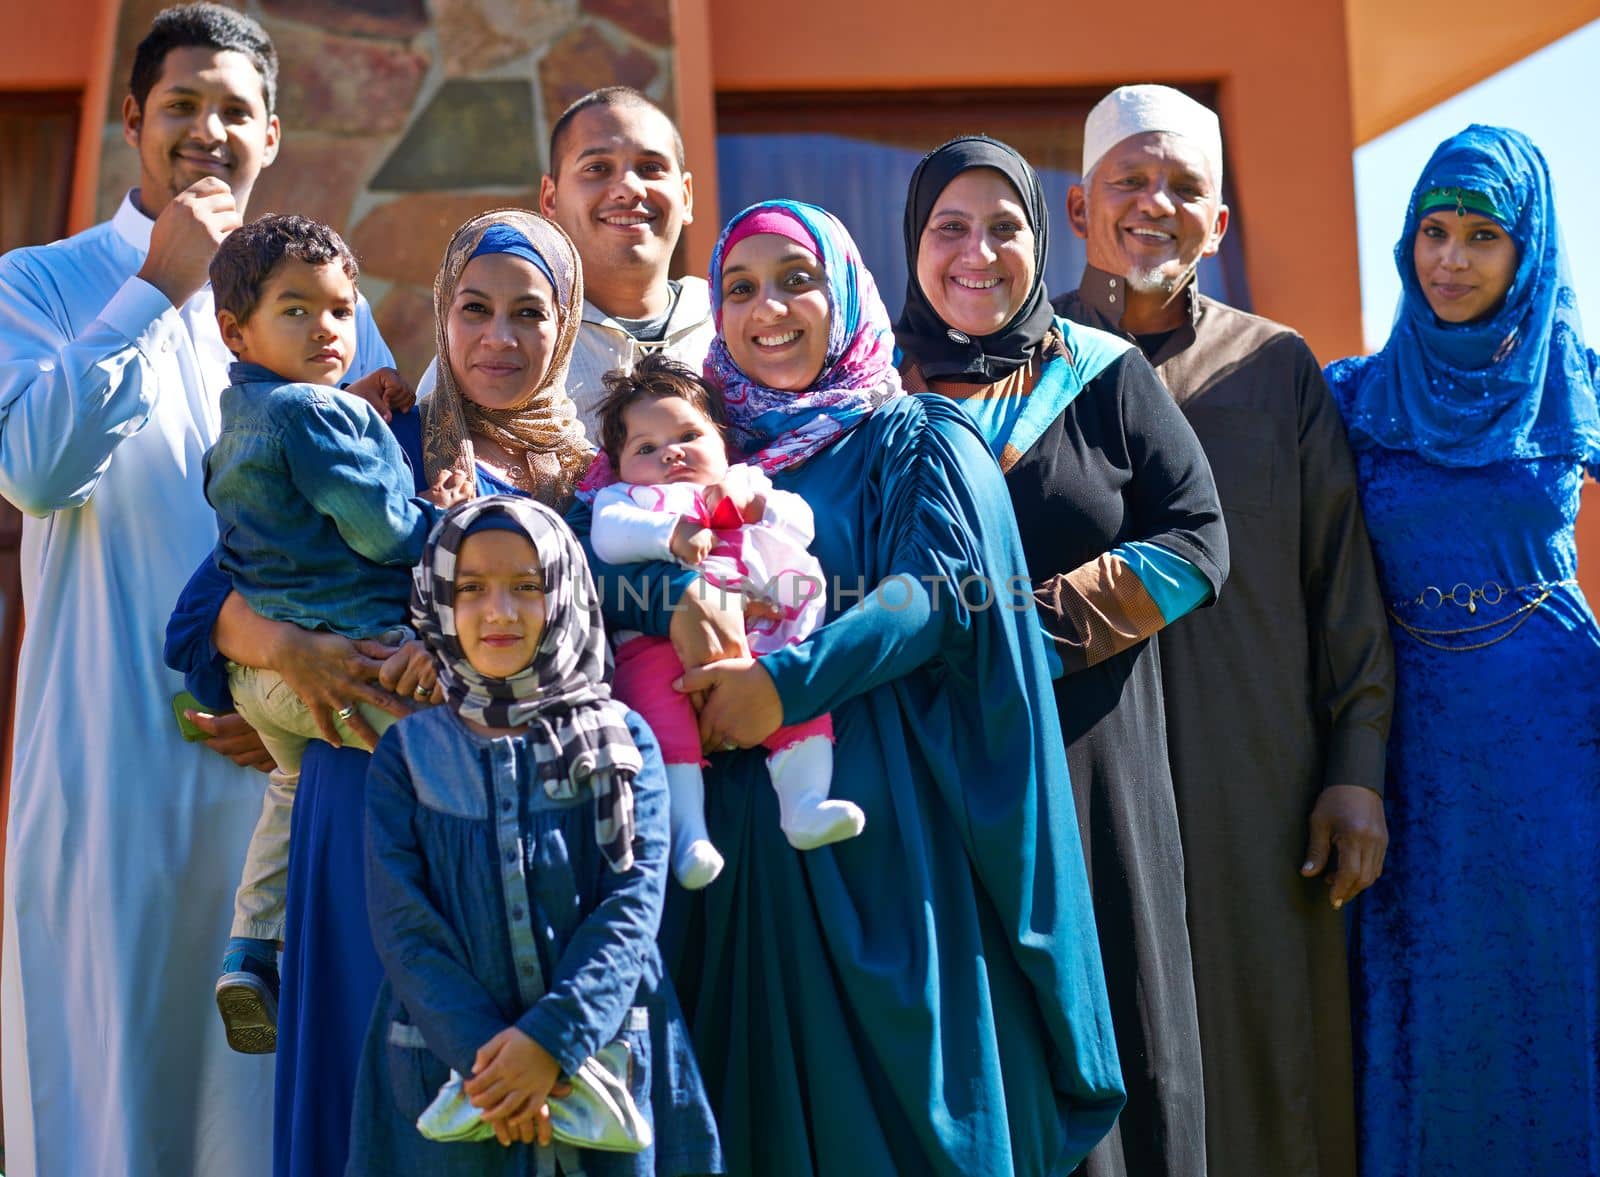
[180,207,599,1176]
[420,208,593,507]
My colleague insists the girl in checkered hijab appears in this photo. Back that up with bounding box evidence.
[350,494,722,1173]
[411,494,641,866]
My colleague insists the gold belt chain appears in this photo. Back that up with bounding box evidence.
[1386,578,1578,651]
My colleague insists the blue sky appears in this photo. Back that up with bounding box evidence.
[1353,18,1599,352]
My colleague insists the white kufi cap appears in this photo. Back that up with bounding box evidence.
[1082,84,1223,187]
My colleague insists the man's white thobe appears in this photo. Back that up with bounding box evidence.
[0,193,392,1177]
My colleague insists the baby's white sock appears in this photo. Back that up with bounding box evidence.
[664,762,723,889]
[766,737,864,851]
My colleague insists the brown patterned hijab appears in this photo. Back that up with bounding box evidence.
[422,208,594,509]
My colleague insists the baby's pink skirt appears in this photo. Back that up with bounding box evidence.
[612,635,832,766]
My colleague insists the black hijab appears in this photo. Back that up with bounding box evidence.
[895,135,1057,384]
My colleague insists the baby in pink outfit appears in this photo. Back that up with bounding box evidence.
[589,355,864,889]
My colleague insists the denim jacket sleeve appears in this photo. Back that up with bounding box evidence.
[284,391,436,567]
[163,551,236,712]
[163,404,430,709]
[365,729,510,1075]
[516,714,669,1074]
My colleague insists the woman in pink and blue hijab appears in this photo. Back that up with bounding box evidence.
[573,198,1124,1174]
[702,200,903,472]
[1325,125,1600,1176]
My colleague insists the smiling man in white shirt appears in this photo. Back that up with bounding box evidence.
[0,6,392,1174]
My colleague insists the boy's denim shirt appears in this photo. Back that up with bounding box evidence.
[204,361,435,638]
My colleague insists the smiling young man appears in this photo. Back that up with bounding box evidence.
[415,88,713,435]
[1053,85,1394,1177]
[0,6,394,1175]
[539,87,714,428]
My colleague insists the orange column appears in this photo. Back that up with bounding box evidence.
[1578,479,1600,613]
[671,0,721,277]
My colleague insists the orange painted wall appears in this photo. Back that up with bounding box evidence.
[0,4,102,88]
[0,0,117,234]
[1580,482,1600,613]
[694,0,1366,365]
[671,0,721,280]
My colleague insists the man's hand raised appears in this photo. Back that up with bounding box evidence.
[137,177,243,308]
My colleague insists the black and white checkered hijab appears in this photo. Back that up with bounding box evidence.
[413,495,641,872]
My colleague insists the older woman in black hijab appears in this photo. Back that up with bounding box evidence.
[897,135,1228,1177]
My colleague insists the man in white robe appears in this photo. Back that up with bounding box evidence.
[0,6,392,1174]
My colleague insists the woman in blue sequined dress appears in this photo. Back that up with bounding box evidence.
[1324,125,1600,1176]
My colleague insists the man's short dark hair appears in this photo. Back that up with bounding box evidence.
[210,214,358,323]
[547,86,685,178]
[595,353,726,469]
[129,3,278,115]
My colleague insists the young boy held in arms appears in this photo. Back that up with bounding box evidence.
[202,214,466,1051]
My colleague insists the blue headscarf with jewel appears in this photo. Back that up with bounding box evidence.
[1337,125,1599,467]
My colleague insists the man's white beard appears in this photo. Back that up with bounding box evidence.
[1126,263,1184,296]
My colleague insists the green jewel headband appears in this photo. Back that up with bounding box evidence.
[1417,186,1505,222]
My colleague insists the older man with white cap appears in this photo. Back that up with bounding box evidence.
[1054,85,1395,1177]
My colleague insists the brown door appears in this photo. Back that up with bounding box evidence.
[0,88,82,1159]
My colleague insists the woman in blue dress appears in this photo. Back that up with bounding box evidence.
[1324,125,1600,1176]
[166,210,600,1177]
[572,199,1125,1175]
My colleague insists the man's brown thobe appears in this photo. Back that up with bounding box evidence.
[1057,269,1393,1177]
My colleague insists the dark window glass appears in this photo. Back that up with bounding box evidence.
[0,90,79,252]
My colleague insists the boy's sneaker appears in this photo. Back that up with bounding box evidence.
[216,937,280,1054]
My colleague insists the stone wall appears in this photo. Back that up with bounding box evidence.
[98,0,677,381]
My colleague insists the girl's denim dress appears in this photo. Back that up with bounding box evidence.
[346,706,721,1176]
